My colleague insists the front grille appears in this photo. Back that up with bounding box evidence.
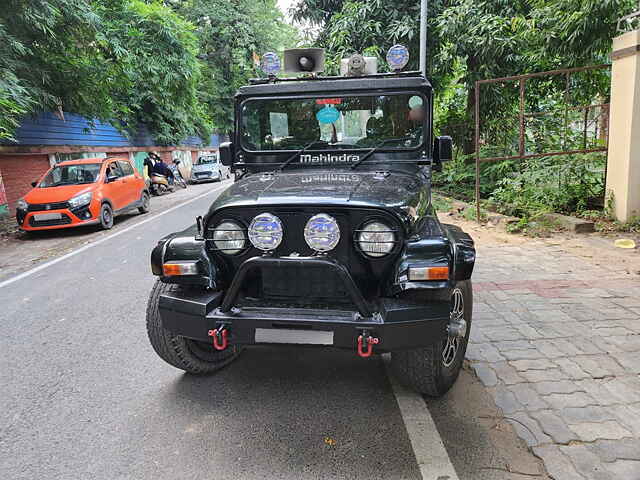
[29,214,72,227]
[27,201,69,212]
[205,206,404,301]
[261,265,349,300]
[196,171,212,177]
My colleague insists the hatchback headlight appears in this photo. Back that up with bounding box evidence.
[16,199,28,211]
[68,192,92,209]
[248,212,283,251]
[357,221,396,257]
[213,220,246,254]
[304,213,340,252]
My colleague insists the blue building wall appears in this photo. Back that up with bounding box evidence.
[1,112,219,148]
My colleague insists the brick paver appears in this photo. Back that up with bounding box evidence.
[467,242,640,479]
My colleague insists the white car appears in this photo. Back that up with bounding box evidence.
[190,155,229,183]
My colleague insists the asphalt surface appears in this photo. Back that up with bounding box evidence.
[0,182,544,480]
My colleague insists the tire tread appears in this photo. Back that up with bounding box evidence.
[146,280,239,375]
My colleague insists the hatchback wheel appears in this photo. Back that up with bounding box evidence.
[138,191,150,214]
[100,203,114,230]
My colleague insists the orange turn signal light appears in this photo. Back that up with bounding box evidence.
[408,266,449,281]
[162,261,198,276]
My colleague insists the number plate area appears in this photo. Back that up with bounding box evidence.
[254,328,334,345]
[33,212,62,221]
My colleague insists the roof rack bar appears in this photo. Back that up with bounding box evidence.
[249,71,424,85]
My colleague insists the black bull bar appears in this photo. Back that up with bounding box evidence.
[159,255,451,352]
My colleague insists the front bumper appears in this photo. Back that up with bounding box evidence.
[158,255,450,352]
[190,171,220,183]
[17,204,99,231]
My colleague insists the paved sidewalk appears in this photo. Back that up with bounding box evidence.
[468,240,640,479]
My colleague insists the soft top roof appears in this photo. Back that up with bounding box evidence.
[237,73,431,97]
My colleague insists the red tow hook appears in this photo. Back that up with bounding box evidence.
[208,327,228,351]
[357,334,379,358]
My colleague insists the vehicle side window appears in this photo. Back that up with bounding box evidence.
[118,161,134,176]
[106,162,124,180]
[49,168,62,185]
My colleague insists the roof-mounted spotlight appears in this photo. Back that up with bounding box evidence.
[260,52,281,77]
[347,54,366,76]
[386,44,410,72]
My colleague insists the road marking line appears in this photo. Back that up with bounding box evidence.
[0,184,227,289]
[385,359,460,480]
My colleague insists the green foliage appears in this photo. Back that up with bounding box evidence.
[0,0,295,143]
[505,215,563,236]
[431,194,452,213]
[98,0,211,144]
[294,0,634,155]
[432,154,517,201]
[177,0,298,133]
[489,154,606,217]
[291,0,346,26]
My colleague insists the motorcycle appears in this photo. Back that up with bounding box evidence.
[149,173,173,196]
[170,160,188,189]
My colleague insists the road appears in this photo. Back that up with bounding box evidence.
[0,182,546,480]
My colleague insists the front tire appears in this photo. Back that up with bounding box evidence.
[99,203,114,230]
[391,280,472,397]
[146,281,241,374]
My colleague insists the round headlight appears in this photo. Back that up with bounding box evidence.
[304,213,340,252]
[248,213,283,251]
[357,221,395,257]
[213,220,246,254]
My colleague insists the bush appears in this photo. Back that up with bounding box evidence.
[432,155,518,201]
[489,153,605,218]
[433,151,606,225]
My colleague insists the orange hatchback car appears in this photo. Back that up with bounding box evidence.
[16,157,150,231]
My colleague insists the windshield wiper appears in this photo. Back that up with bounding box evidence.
[350,141,388,170]
[278,140,322,172]
[351,138,408,170]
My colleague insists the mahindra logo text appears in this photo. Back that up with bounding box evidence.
[299,153,360,164]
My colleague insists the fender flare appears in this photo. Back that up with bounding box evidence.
[150,225,217,288]
[441,223,475,281]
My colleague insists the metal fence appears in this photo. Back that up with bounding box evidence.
[474,64,611,220]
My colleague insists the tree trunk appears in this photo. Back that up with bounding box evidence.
[463,83,476,156]
[463,56,479,158]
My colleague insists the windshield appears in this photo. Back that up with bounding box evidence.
[197,156,216,165]
[241,93,426,151]
[39,164,101,187]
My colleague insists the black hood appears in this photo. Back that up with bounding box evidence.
[208,168,430,224]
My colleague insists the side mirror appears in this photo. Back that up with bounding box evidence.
[106,175,118,183]
[31,181,38,188]
[435,136,453,162]
[219,142,234,167]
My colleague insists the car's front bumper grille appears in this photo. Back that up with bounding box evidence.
[27,201,69,212]
[29,213,72,227]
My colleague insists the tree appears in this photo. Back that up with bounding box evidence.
[97,0,211,144]
[293,0,637,154]
[0,0,99,141]
[175,0,297,133]
[0,0,210,144]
